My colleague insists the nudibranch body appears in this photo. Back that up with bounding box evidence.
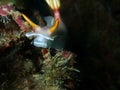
[22,0,66,50]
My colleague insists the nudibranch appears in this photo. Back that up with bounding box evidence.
[21,0,66,50]
[21,13,59,48]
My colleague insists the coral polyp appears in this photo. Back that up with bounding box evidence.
[0,15,11,24]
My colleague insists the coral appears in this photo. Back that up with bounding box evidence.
[0,45,79,90]
[32,50,79,90]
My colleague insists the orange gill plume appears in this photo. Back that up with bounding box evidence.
[45,0,60,10]
[46,0,61,20]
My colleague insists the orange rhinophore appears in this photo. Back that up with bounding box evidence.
[21,13,40,30]
[48,19,59,34]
